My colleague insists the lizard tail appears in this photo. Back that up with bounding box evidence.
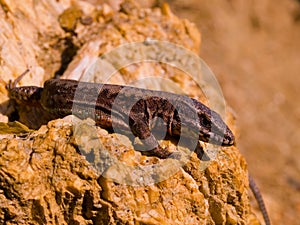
[248,174,271,225]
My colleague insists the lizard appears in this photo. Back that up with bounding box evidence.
[6,77,235,158]
[5,74,271,225]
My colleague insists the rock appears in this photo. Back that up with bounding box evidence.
[0,0,260,224]
[0,117,255,224]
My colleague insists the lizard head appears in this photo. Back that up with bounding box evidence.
[192,99,235,146]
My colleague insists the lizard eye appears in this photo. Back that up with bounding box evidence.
[201,116,211,127]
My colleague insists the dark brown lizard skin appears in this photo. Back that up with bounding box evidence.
[8,78,235,158]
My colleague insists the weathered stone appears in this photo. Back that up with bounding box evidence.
[0,0,261,224]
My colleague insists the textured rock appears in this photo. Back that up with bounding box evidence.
[0,117,253,224]
[0,0,261,224]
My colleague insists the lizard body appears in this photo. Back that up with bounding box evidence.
[7,78,234,158]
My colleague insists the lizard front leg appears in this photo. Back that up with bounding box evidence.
[130,120,172,158]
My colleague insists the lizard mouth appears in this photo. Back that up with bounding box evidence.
[207,126,235,146]
[198,125,235,146]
